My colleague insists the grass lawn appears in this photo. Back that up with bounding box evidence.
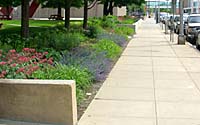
[1,20,63,28]
[0,20,82,35]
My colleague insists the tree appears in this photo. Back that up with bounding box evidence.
[0,0,21,18]
[83,0,98,29]
[64,0,72,29]
[101,0,145,16]
[40,0,83,29]
[83,0,88,29]
[40,0,64,19]
[65,0,83,28]
[21,0,29,38]
[0,0,29,38]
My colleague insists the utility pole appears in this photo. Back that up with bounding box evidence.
[178,0,185,44]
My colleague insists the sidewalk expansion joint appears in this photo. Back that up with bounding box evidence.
[94,98,154,102]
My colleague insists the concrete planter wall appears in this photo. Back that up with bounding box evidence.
[0,79,77,125]
[117,19,144,34]
[133,19,144,34]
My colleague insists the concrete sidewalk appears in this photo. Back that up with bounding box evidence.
[78,18,200,125]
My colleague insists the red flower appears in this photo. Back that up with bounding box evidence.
[9,49,16,53]
[33,66,39,70]
[39,58,47,63]
[8,59,13,64]
[25,71,32,76]
[31,56,37,59]
[18,56,30,63]
[30,49,36,53]
[0,74,5,78]
[43,52,48,55]
[0,61,6,65]
[1,71,7,75]
[36,52,43,59]
[11,63,17,67]
[16,67,25,74]
[0,48,53,79]
[47,60,53,65]
[23,48,30,52]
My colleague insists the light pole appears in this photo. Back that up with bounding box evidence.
[178,0,185,44]
[170,0,176,42]
[167,0,169,14]
[156,1,158,23]
[158,0,160,23]
[165,0,169,34]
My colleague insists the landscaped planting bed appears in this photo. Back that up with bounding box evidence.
[0,15,137,118]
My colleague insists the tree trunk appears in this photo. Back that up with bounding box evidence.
[6,6,10,19]
[83,0,88,29]
[21,0,29,38]
[103,0,109,16]
[65,5,70,29]
[108,1,114,15]
[57,5,62,18]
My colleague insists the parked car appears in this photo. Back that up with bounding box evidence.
[174,14,189,34]
[185,14,200,44]
[160,12,168,23]
[196,33,200,49]
[167,15,177,30]
[174,15,180,33]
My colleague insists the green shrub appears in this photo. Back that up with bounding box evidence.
[114,26,134,36]
[120,19,135,24]
[52,32,86,51]
[1,26,87,51]
[93,39,122,59]
[31,64,93,104]
[101,15,119,28]
[31,31,86,51]
[38,48,62,61]
[88,17,102,26]
[0,34,25,51]
[84,25,103,38]
[119,16,137,24]
[0,43,13,52]
[97,32,128,47]
[60,46,111,81]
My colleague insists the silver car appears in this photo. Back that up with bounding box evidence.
[174,14,189,34]
[185,14,200,44]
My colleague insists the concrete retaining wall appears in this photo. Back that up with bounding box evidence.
[133,19,144,34]
[0,79,77,125]
[117,19,144,35]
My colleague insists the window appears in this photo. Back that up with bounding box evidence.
[189,16,200,23]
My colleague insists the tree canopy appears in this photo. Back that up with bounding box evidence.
[0,0,21,7]
[39,0,83,9]
[100,0,145,16]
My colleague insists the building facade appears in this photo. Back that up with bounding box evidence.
[145,0,180,14]
[184,0,200,13]
[0,1,127,19]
